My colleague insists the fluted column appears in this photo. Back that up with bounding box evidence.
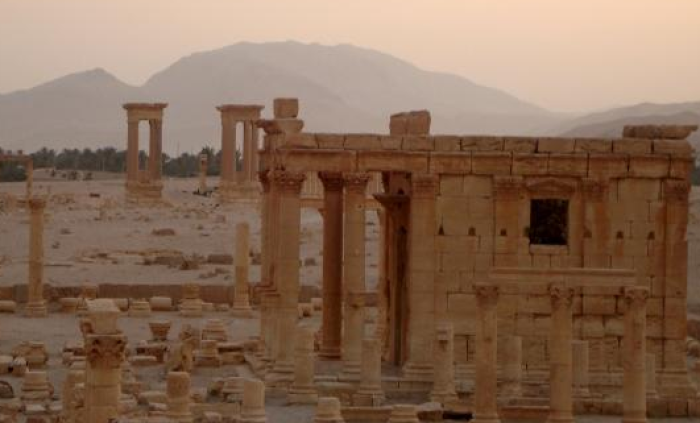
[547,283,575,423]
[269,170,305,382]
[623,287,649,423]
[473,284,500,423]
[126,120,139,184]
[341,172,370,380]
[26,197,47,317]
[319,171,344,359]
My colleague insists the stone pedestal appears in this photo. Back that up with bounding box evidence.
[622,287,649,423]
[232,222,253,317]
[26,198,47,317]
[240,379,267,423]
[547,283,575,423]
[21,370,51,403]
[354,337,385,406]
[501,335,522,398]
[166,371,193,423]
[180,284,203,317]
[315,397,344,423]
[128,299,151,317]
[319,172,344,359]
[430,323,457,404]
[572,340,590,397]
[341,173,370,380]
[195,340,222,368]
[202,319,228,342]
[288,326,318,404]
[473,284,500,423]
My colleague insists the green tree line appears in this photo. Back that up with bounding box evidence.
[0,146,240,181]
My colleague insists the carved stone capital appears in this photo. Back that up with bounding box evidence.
[271,170,306,194]
[85,333,126,369]
[474,284,499,308]
[411,174,438,198]
[319,171,344,191]
[494,176,523,200]
[28,197,46,212]
[343,172,371,194]
[581,178,608,201]
[663,179,690,204]
[549,283,575,309]
[624,287,649,307]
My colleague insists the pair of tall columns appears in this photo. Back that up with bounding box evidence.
[123,103,166,199]
[221,120,257,184]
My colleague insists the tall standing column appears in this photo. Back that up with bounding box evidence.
[219,114,235,186]
[319,171,344,359]
[84,299,126,423]
[623,287,649,423]
[26,197,47,317]
[473,284,500,423]
[547,283,575,423]
[126,119,139,184]
[403,174,438,380]
[148,119,163,182]
[232,222,253,317]
[341,173,370,380]
[258,171,275,358]
[198,154,208,193]
[268,171,305,383]
[243,122,253,184]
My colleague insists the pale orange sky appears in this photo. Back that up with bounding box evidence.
[1,0,699,112]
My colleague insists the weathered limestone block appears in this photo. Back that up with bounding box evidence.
[240,379,266,423]
[314,397,344,423]
[288,326,317,404]
[273,98,299,119]
[388,404,420,423]
[461,136,504,151]
[166,371,193,423]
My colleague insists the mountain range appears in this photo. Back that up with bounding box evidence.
[0,41,698,154]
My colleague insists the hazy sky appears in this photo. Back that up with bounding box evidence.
[1,0,699,112]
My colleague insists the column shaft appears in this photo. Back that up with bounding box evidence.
[220,117,235,183]
[126,120,139,183]
[26,198,47,317]
[547,284,575,423]
[473,284,500,423]
[148,119,163,182]
[243,121,253,183]
[319,172,344,359]
[341,173,370,379]
[623,287,649,423]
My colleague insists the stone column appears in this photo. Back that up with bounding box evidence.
[341,173,370,380]
[319,171,344,359]
[166,371,193,423]
[269,171,305,382]
[258,171,275,357]
[26,197,47,317]
[148,119,163,182]
[473,284,500,423]
[403,174,438,380]
[232,222,253,316]
[84,299,126,423]
[572,340,590,397]
[243,122,253,184]
[220,114,235,185]
[288,326,317,404]
[354,337,385,406]
[430,323,457,404]
[547,283,575,423]
[623,287,649,423]
[240,378,267,423]
[501,335,522,398]
[375,208,388,345]
[126,119,139,184]
[198,153,208,193]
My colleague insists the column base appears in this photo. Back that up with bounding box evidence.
[265,360,294,386]
[429,390,458,406]
[25,302,47,317]
[287,387,318,405]
[338,361,361,383]
[318,345,341,360]
[126,181,163,202]
[472,413,501,423]
[231,306,254,318]
[402,360,434,381]
[352,390,385,406]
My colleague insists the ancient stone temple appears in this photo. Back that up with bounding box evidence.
[257,98,698,412]
[123,103,167,200]
[217,104,264,201]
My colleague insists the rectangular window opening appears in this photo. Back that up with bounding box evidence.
[529,199,568,246]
